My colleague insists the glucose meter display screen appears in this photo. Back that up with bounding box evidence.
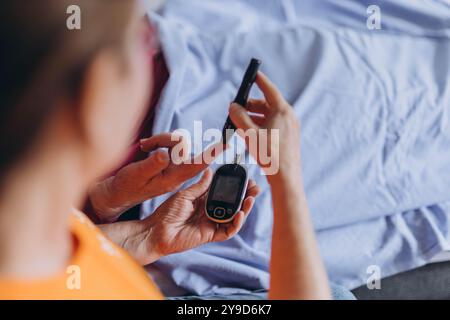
[212,175,241,204]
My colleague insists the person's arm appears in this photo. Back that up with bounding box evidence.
[269,175,330,299]
[229,71,331,300]
[99,219,160,264]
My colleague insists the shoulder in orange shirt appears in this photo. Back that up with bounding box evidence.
[0,210,163,300]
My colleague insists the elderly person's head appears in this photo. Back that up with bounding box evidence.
[0,0,151,190]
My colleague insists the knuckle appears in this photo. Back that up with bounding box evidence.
[174,133,184,143]
[277,107,290,118]
[160,181,178,194]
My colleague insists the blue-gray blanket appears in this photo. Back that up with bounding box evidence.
[141,0,450,295]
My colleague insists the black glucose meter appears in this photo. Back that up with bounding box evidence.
[205,163,249,223]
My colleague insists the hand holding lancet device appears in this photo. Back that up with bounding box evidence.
[206,58,261,223]
[222,58,261,142]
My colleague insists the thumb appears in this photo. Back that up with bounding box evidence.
[229,103,258,131]
[182,169,213,200]
[134,150,170,178]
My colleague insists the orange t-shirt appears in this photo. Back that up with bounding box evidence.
[0,210,163,300]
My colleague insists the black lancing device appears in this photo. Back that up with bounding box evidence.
[222,58,261,142]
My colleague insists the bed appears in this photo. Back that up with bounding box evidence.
[140,0,450,296]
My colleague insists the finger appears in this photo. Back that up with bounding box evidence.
[255,71,286,109]
[249,114,266,127]
[245,181,261,198]
[134,150,170,177]
[191,142,227,169]
[182,169,213,200]
[213,211,245,242]
[240,196,255,216]
[229,103,259,131]
[140,133,188,153]
[212,195,256,242]
[247,179,256,189]
[246,99,270,115]
[169,143,226,183]
[246,186,261,199]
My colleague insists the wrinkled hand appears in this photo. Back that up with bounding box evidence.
[137,169,260,263]
[229,71,301,183]
[89,133,225,223]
